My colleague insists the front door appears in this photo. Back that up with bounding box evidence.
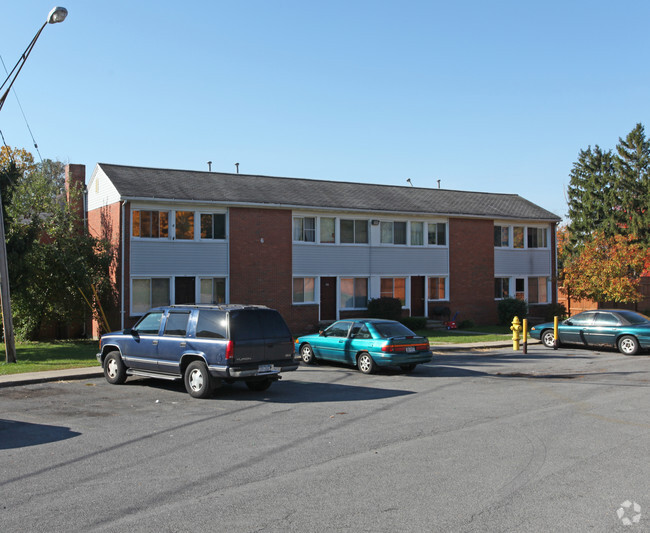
[320,277,337,321]
[175,276,195,304]
[411,276,425,316]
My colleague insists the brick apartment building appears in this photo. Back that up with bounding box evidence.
[77,163,561,336]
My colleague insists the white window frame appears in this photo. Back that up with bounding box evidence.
[427,276,448,301]
[340,277,368,309]
[131,277,171,315]
[293,277,317,304]
[131,209,171,240]
[199,212,227,241]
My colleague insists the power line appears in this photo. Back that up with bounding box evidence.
[0,54,43,161]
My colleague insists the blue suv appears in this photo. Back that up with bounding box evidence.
[97,305,299,398]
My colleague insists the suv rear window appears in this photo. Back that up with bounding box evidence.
[229,309,291,341]
[196,310,228,338]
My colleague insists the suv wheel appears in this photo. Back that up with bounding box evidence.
[184,361,213,398]
[104,351,127,384]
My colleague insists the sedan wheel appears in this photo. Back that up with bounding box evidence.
[184,361,213,399]
[300,343,315,364]
[357,352,376,374]
[541,330,556,348]
[618,335,640,356]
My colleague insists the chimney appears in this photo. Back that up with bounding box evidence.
[65,164,86,232]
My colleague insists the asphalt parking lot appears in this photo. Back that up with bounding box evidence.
[2,344,649,532]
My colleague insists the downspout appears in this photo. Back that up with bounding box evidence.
[121,200,127,330]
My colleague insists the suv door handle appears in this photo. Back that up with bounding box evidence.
[180,342,186,347]
[152,340,158,346]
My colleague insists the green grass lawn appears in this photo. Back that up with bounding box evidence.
[417,325,512,344]
[0,340,100,375]
[0,327,514,375]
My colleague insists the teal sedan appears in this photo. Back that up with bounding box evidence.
[529,309,650,355]
[295,319,433,374]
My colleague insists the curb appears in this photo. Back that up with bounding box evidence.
[0,340,539,387]
[0,367,104,388]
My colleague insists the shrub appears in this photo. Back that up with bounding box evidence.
[497,298,528,326]
[400,316,427,331]
[458,319,474,329]
[367,297,402,321]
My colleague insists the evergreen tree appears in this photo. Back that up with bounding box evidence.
[614,123,650,244]
[566,145,616,249]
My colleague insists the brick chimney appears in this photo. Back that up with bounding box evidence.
[65,164,86,232]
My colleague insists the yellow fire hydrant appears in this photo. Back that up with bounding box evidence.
[511,316,522,351]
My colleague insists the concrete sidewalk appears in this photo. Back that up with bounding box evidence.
[0,340,531,388]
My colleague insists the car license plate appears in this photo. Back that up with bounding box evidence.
[259,364,273,373]
[406,346,416,353]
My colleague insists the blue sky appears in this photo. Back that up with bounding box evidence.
[2,1,649,220]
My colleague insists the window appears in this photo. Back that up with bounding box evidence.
[293,216,316,242]
[323,321,353,337]
[528,277,548,303]
[200,213,226,239]
[199,278,226,304]
[515,278,525,300]
[164,311,190,336]
[340,219,368,244]
[175,277,195,305]
[340,278,368,308]
[132,278,170,314]
[293,277,316,303]
[196,310,228,339]
[594,312,621,326]
[428,277,446,300]
[411,222,424,245]
[175,211,194,240]
[494,225,509,247]
[513,226,524,248]
[133,312,163,335]
[527,227,547,248]
[380,221,407,245]
[380,278,406,305]
[494,278,509,299]
[427,223,446,245]
[320,217,336,243]
[132,210,169,238]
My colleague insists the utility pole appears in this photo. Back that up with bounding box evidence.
[0,197,15,363]
[0,6,68,362]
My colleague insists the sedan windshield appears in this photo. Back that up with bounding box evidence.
[372,322,416,339]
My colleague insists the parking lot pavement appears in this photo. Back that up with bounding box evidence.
[2,343,649,532]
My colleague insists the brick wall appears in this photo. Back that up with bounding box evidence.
[229,206,295,322]
[448,217,496,325]
[87,201,123,335]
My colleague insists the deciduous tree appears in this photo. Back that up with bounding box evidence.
[561,232,650,304]
[1,148,115,340]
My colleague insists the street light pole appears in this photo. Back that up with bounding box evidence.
[0,6,68,363]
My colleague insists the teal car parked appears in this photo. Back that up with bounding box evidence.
[529,309,650,355]
[295,319,432,374]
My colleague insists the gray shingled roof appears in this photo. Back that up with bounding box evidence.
[97,163,560,222]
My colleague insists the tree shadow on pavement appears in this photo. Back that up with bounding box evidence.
[0,419,80,450]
